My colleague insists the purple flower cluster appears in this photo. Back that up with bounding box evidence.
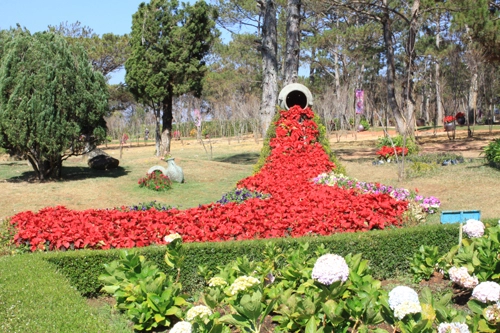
[217,188,270,205]
[313,172,440,214]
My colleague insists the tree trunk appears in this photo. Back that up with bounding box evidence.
[382,14,403,132]
[154,109,162,157]
[259,0,278,137]
[161,91,173,156]
[400,0,420,137]
[284,0,301,85]
[435,16,443,126]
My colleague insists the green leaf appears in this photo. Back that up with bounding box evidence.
[219,314,252,328]
[239,291,263,321]
[305,316,317,333]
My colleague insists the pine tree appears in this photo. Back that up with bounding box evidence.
[125,0,217,155]
[0,31,109,180]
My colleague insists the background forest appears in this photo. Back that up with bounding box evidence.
[1,0,500,154]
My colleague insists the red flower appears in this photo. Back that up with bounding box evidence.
[9,105,408,252]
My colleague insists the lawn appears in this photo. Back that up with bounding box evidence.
[1,126,500,332]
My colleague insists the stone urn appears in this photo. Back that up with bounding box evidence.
[444,122,456,132]
[164,158,184,183]
[278,83,314,110]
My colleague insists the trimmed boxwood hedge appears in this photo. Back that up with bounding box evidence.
[41,223,461,297]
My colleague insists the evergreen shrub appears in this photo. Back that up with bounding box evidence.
[43,223,460,297]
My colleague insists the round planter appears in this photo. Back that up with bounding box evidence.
[357,124,365,132]
[456,117,466,126]
[444,122,456,132]
[278,83,313,110]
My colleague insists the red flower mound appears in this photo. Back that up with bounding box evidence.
[10,106,408,251]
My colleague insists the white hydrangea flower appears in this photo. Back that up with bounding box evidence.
[164,233,182,243]
[472,281,500,303]
[208,277,227,287]
[186,305,212,322]
[388,286,421,320]
[169,321,192,333]
[437,322,470,333]
[393,300,423,320]
[229,276,260,295]
[448,266,479,289]
[462,219,485,238]
[311,254,349,285]
[483,302,500,322]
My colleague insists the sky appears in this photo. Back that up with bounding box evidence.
[0,0,149,84]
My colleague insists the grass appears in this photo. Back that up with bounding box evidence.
[0,254,132,333]
[1,131,500,331]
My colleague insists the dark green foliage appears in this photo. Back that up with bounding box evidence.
[0,31,108,179]
[125,0,218,153]
[452,0,500,63]
[254,108,346,174]
[43,223,460,297]
[482,138,500,167]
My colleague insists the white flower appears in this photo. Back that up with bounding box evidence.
[462,219,485,238]
[393,300,422,320]
[483,302,500,322]
[164,233,182,244]
[472,281,500,303]
[388,286,421,320]
[437,322,470,333]
[448,266,479,289]
[169,321,192,333]
[311,254,349,285]
[208,277,227,287]
[229,276,260,295]
[186,305,212,322]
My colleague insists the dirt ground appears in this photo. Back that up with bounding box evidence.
[1,126,500,220]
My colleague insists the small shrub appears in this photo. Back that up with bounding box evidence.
[482,138,500,166]
[376,145,408,161]
[360,117,370,130]
[138,171,172,191]
[407,161,439,178]
[99,249,186,331]
[377,135,419,155]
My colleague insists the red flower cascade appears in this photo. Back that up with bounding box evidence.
[10,106,408,251]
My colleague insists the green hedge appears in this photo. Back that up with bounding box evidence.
[42,223,460,297]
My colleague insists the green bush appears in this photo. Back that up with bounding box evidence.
[43,223,460,297]
[482,138,500,167]
[377,135,419,155]
[360,117,370,130]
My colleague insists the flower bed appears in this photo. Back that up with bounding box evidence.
[10,106,410,252]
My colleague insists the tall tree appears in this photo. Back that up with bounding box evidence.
[0,32,108,179]
[49,21,130,77]
[125,0,217,155]
[258,0,279,136]
[284,0,301,85]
